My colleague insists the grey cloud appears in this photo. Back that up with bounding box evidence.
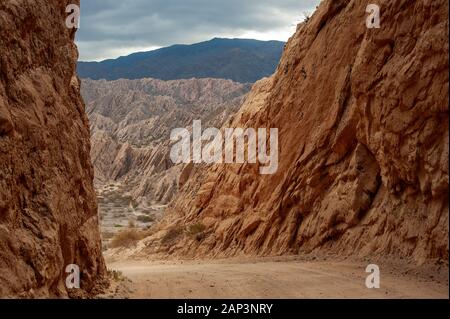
[76,0,321,61]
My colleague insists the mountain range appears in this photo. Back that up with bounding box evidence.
[77,38,285,83]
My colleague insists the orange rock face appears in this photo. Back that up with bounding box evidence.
[146,0,448,264]
[0,1,106,297]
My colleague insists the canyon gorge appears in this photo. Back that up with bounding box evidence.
[0,0,448,299]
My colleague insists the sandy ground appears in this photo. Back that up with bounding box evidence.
[105,256,449,299]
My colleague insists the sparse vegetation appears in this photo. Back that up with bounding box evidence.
[137,215,155,223]
[109,222,158,248]
[131,199,139,209]
[302,11,312,23]
[187,223,206,236]
[107,269,125,281]
[109,193,133,207]
[110,228,142,248]
[141,209,154,215]
[162,226,183,244]
[140,229,156,240]
[102,231,115,240]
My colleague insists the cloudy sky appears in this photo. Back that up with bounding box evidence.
[76,0,321,61]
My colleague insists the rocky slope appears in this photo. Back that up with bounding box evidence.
[135,0,449,265]
[82,78,251,206]
[0,0,106,297]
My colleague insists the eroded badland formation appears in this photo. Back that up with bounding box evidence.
[82,78,250,205]
[81,78,250,247]
[0,0,448,298]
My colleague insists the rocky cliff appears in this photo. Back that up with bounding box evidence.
[138,0,448,265]
[0,0,106,297]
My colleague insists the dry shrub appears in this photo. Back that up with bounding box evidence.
[110,228,142,248]
[137,215,155,223]
[162,226,183,244]
[102,231,114,240]
[107,269,124,281]
[187,223,206,236]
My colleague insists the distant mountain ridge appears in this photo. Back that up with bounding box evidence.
[77,38,285,83]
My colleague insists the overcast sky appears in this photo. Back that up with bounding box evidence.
[75,0,321,61]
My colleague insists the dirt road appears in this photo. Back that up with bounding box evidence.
[106,257,448,299]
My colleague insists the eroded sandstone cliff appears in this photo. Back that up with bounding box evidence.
[138,0,448,265]
[0,0,106,297]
